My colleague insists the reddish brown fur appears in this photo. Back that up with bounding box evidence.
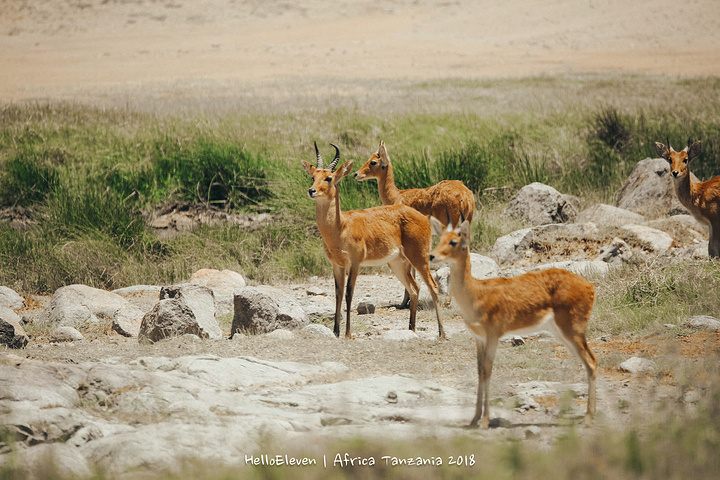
[302,153,444,339]
[429,217,597,428]
[354,141,475,227]
[655,140,720,257]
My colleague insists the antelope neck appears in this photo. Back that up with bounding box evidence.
[314,190,345,249]
[377,163,403,205]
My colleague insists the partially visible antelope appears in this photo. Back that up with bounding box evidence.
[355,140,475,306]
[429,217,598,428]
[302,143,444,339]
[354,140,475,227]
[654,139,720,258]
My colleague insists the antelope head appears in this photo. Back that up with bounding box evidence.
[429,216,471,266]
[654,138,702,180]
[302,142,353,200]
[354,140,390,181]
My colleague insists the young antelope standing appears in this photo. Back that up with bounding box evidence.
[429,217,598,427]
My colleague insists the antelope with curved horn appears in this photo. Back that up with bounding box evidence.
[302,143,445,338]
[654,138,720,258]
[429,217,598,427]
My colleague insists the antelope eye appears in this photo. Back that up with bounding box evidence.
[449,240,458,247]
[683,158,688,164]
[325,176,332,182]
[370,161,377,166]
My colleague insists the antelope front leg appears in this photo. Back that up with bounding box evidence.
[332,265,346,337]
[344,265,360,338]
[709,221,720,258]
[470,337,497,428]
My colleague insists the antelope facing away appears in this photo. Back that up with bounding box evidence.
[654,139,720,258]
[302,143,444,339]
[429,217,598,428]
[354,140,475,227]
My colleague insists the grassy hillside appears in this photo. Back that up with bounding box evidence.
[1,75,720,293]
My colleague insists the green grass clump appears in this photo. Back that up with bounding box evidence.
[591,259,720,335]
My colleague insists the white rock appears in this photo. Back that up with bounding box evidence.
[576,203,645,228]
[265,329,296,340]
[188,269,246,315]
[37,285,145,332]
[301,324,336,338]
[0,286,24,309]
[381,330,419,341]
[619,357,656,373]
[50,326,84,343]
[231,285,308,335]
[682,315,720,331]
[620,224,675,253]
[159,284,222,339]
[616,158,691,216]
[504,183,580,226]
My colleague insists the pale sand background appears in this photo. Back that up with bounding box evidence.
[1,0,719,103]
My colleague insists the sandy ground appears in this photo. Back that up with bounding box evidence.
[2,0,720,103]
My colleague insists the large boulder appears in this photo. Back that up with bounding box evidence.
[138,299,203,344]
[112,285,163,314]
[576,204,645,228]
[231,286,308,336]
[616,157,691,216]
[435,254,500,293]
[188,269,246,315]
[620,224,675,253]
[0,306,29,348]
[0,286,24,309]
[504,183,580,226]
[645,215,707,248]
[159,284,222,339]
[490,223,599,266]
[682,315,720,331]
[36,285,145,337]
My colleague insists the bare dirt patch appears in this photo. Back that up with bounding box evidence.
[2,0,719,104]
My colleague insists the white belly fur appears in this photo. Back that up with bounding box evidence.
[361,248,401,267]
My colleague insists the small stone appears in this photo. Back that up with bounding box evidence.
[357,302,375,315]
[305,286,326,296]
[381,330,419,341]
[265,329,295,340]
[510,335,525,346]
[301,324,336,338]
[619,357,656,373]
[50,326,84,343]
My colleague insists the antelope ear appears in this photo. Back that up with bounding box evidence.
[688,141,702,162]
[377,141,390,164]
[654,142,670,160]
[429,216,444,237]
[333,160,354,183]
[459,220,472,249]
[301,160,316,177]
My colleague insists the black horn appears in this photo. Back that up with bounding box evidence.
[667,136,672,151]
[314,141,324,170]
[328,143,340,171]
